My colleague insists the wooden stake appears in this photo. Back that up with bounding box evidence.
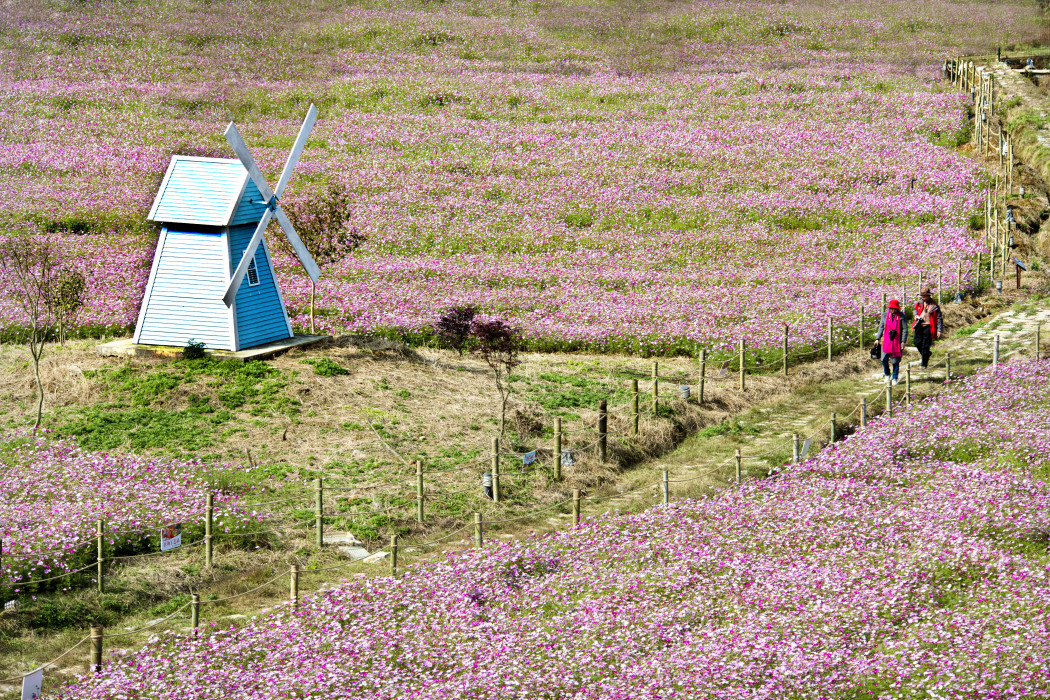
[946,353,952,382]
[96,519,104,594]
[994,333,1000,366]
[830,412,837,442]
[415,462,424,523]
[89,626,103,673]
[792,433,800,464]
[554,417,563,479]
[937,272,942,306]
[735,449,742,483]
[662,470,669,505]
[886,382,892,418]
[858,306,864,351]
[290,564,299,608]
[572,490,581,526]
[630,381,639,435]
[474,512,483,547]
[491,437,500,504]
[827,317,833,362]
[1037,324,1042,361]
[390,534,398,577]
[191,593,200,632]
[652,361,659,414]
[861,399,867,428]
[315,478,324,547]
[906,366,912,406]
[598,400,607,463]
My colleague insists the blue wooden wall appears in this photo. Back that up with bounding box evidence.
[136,228,232,349]
[230,224,292,349]
[230,180,267,227]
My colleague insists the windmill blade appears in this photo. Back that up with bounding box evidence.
[223,208,273,307]
[275,207,321,283]
[224,122,275,204]
[273,104,318,200]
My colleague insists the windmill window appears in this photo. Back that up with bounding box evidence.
[246,258,260,287]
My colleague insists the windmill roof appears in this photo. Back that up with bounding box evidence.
[147,156,252,227]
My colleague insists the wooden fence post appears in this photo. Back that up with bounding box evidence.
[416,461,424,523]
[906,366,912,406]
[491,437,500,504]
[735,449,742,483]
[652,361,659,414]
[554,417,563,479]
[1037,324,1042,360]
[662,470,669,505]
[738,339,745,392]
[96,519,104,594]
[630,381,639,435]
[830,412,837,442]
[957,260,962,296]
[881,292,887,313]
[946,353,952,381]
[205,493,213,569]
[861,399,867,428]
[572,490,581,526]
[390,534,398,577]
[598,400,607,463]
[886,382,892,418]
[994,333,1000,366]
[474,512,483,547]
[783,324,789,375]
[792,433,800,464]
[937,272,942,306]
[89,626,103,673]
[315,478,324,547]
[190,593,200,632]
[289,564,299,608]
[698,350,706,405]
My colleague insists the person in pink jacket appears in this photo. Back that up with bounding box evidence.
[877,299,908,384]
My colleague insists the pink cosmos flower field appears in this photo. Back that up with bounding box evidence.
[54,359,1050,698]
[0,0,1042,354]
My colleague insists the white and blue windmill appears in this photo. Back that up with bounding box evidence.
[134,105,322,351]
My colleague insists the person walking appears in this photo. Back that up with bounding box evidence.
[913,285,942,369]
[876,299,908,384]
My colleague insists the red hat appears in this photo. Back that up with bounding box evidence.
[887,299,901,310]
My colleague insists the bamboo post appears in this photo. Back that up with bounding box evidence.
[598,400,607,463]
[315,478,323,547]
[783,324,789,375]
[994,333,1000,366]
[572,490,581,526]
[96,519,104,594]
[827,317,833,362]
[190,593,200,632]
[289,564,299,608]
[491,437,500,504]
[975,254,980,290]
[906,366,912,406]
[415,461,424,523]
[946,353,952,381]
[390,534,398,577]
[858,306,864,350]
[662,470,669,505]
[792,433,800,464]
[861,399,867,428]
[830,412,837,442]
[1037,324,1042,360]
[886,382,892,418]
[89,626,103,673]
[738,339,745,391]
[630,381,639,435]
[205,493,213,569]
[474,512,483,547]
[957,260,962,296]
[881,292,887,313]
[554,417,563,479]
[937,272,942,306]
[698,349,706,405]
[735,449,742,483]
[1008,140,1014,195]
[652,361,659,414]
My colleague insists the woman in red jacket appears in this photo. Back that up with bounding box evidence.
[913,286,942,369]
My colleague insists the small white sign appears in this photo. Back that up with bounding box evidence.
[522,451,536,466]
[800,437,812,459]
[21,668,42,700]
[160,524,182,552]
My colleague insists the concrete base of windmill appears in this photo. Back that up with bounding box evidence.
[96,334,331,363]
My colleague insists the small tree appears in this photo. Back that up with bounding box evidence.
[470,319,522,436]
[435,305,478,355]
[0,236,84,432]
[54,267,86,345]
[282,184,366,333]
